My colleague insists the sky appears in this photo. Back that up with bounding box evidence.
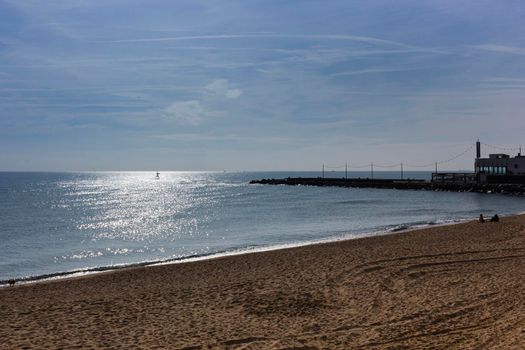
[1,0,524,171]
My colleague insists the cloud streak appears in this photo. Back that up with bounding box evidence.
[102,33,416,49]
[471,44,525,55]
[331,67,422,77]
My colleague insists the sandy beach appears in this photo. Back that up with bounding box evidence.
[2,215,525,349]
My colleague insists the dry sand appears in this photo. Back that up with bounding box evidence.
[2,215,525,349]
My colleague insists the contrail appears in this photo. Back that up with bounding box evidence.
[102,33,415,49]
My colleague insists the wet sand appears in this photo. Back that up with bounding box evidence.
[2,214,525,349]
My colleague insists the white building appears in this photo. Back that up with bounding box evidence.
[474,141,525,183]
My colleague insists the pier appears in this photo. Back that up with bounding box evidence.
[249,177,525,195]
[251,141,525,195]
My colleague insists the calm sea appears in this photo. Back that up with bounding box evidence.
[1,171,524,283]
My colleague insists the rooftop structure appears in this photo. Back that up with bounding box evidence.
[431,140,525,185]
[474,141,525,184]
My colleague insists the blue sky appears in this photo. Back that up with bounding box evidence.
[1,0,524,171]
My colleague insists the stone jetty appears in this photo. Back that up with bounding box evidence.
[249,177,525,195]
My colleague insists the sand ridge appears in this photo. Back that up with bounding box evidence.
[2,215,525,349]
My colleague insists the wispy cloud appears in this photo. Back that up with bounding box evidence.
[153,132,296,145]
[204,79,242,99]
[103,33,416,48]
[162,101,207,125]
[482,77,525,83]
[331,67,421,77]
[471,44,525,55]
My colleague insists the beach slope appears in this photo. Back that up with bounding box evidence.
[2,215,525,349]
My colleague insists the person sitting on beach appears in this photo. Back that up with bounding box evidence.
[479,214,485,223]
[490,214,499,222]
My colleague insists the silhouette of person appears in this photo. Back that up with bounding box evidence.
[490,214,499,222]
[479,214,485,223]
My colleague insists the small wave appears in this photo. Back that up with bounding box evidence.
[385,217,472,234]
[0,257,186,287]
[337,199,385,205]
[390,225,410,232]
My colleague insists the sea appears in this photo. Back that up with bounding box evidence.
[1,171,524,284]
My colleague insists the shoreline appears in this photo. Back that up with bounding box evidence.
[1,215,480,287]
[3,213,525,348]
